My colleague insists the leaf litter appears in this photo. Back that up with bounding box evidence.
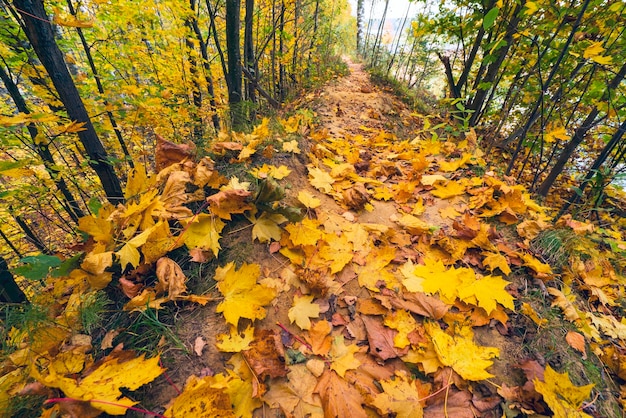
[2,60,626,417]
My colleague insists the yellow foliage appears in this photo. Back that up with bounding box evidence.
[214,262,276,326]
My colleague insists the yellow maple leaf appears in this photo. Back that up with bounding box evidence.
[142,220,179,264]
[438,152,473,172]
[372,371,425,418]
[52,8,94,28]
[81,247,113,277]
[413,258,463,303]
[426,321,499,381]
[283,140,301,154]
[329,336,361,377]
[583,41,605,59]
[544,126,569,144]
[249,164,292,179]
[319,233,353,274]
[40,351,164,415]
[285,218,323,246]
[297,190,321,209]
[481,251,511,275]
[212,367,263,418]
[396,214,432,235]
[372,185,394,200]
[521,302,548,326]
[520,252,553,275]
[355,246,397,292]
[431,180,466,199]
[534,365,594,418]
[251,213,287,243]
[78,214,113,245]
[384,309,418,349]
[308,166,335,193]
[457,274,515,314]
[215,262,276,326]
[216,325,255,352]
[182,214,225,256]
[439,205,461,219]
[165,374,235,417]
[288,295,320,330]
[263,364,323,417]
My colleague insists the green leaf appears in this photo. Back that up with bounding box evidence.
[51,253,83,277]
[483,7,499,30]
[13,255,62,281]
[88,196,103,215]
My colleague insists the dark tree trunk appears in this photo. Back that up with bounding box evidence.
[66,0,134,169]
[468,1,524,126]
[189,0,220,132]
[505,0,590,175]
[244,0,257,110]
[225,0,245,130]
[555,118,626,221]
[0,257,27,303]
[0,62,84,223]
[537,62,626,197]
[14,0,124,204]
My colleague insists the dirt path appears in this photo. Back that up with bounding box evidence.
[151,59,616,417]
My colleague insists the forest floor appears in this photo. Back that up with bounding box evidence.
[139,59,623,417]
[4,59,626,418]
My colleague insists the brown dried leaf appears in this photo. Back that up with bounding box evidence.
[100,329,120,350]
[206,189,253,220]
[242,329,287,380]
[155,257,188,299]
[361,315,409,360]
[314,370,367,418]
[155,134,196,171]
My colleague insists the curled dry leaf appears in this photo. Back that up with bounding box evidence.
[155,134,196,171]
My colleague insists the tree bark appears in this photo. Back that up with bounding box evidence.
[537,61,626,197]
[0,256,27,304]
[555,118,626,221]
[0,61,84,223]
[225,0,245,130]
[14,0,124,204]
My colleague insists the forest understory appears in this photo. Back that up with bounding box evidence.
[2,57,626,417]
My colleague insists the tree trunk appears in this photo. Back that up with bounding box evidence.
[66,0,134,169]
[356,0,364,54]
[555,118,626,221]
[0,256,27,304]
[505,0,591,175]
[189,0,220,132]
[14,0,124,204]
[537,61,626,197]
[468,1,524,126]
[225,0,245,130]
[244,0,257,110]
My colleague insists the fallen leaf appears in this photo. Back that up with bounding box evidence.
[534,365,594,418]
[165,374,235,417]
[242,329,287,380]
[215,262,277,326]
[426,321,499,381]
[314,370,367,418]
[372,371,425,418]
[288,295,320,330]
[362,315,409,360]
[216,326,255,353]
[194,336,206,356]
